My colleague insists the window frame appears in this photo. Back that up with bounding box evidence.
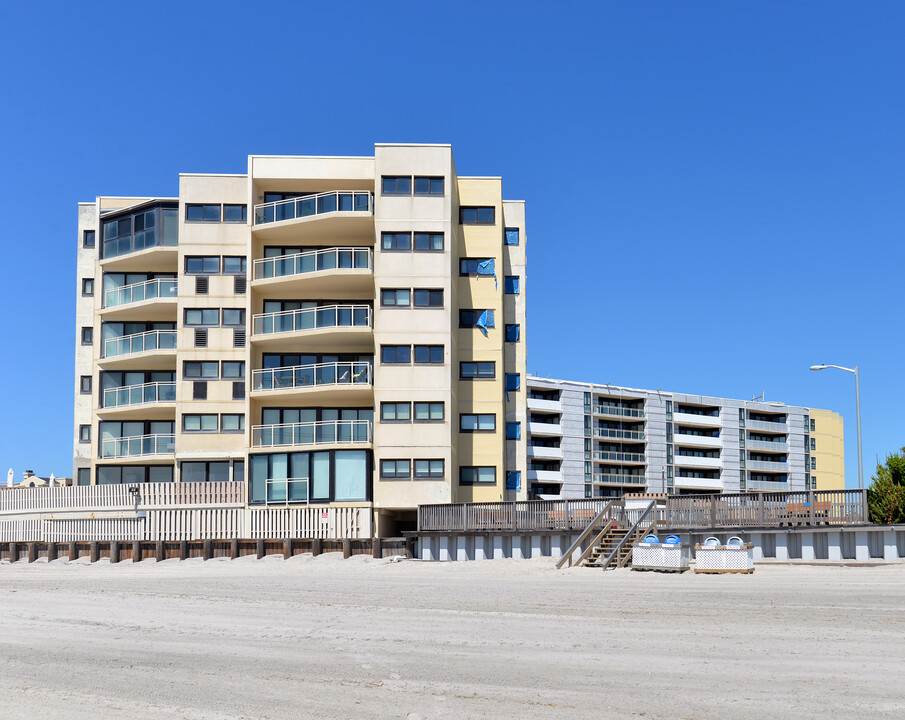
[185,204,222,223]
[504,276,520,294]
[222,256,247,274]
[221,308,246,327]
[414,459,445,480]
[220,413,245,433]
[81,278,94,297]
[380,459,411,480]
[413,345,444,364]
[414,176,444,195]
[413,402,444,422]
[184,308,220,327]
[460,361,495,379]
[81,327,93,345]
[459,413,497,433]
[83,230,96,248]
[381,176,412,196]
[182,413,219,433]
[380,288,411,307]
[460,206,496,225]
[380,231,413,252]
[413,289,444,308]
[413,232,444,252]
[221,361,245,379]
[79,424,91,443]
[80,375,92,394]
[183,361,220,379]
[459,466,497,485]
[184,256,221,275]
[380,345,412,364]
[223,205,248,223]
[380,401,412,423]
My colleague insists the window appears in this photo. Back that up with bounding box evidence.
[414,176,444,195]
[460,258,492,275]
[811,457,817,470]
[81,327,93,345]
[77,468,90,486]
[460,466,496,485]
[380,459,411,480]
[413,402,444,421]
[381,402,411,422]
[381,232,412,251]
[81,278,94,296]
[414,459,444,480]
[505,324,520,343]
[459,309,494,329]
[460,206,495,224]
[460,414,496,432]
[221,308,246,326]
[506,422,521,440]
[381,288,410,307]
[184,361,219,379]
[413,289,443,307]
[504,227,519,246]
[381,345,411,364]
[810,419,816,432]
[221,361,245,379]
[185,256,220,274]
[504,276,520,294]
[414,232,444,251]
[460,361,495,379]
[810,437,816,451]
[232,381,245,400]
[186,204,221,222]
[221,414,245,432]
[414,345,443,364]
[80,375,92,394]
[222,256,247,274]
[181,461,231,483]
[382,176,412,195]
[223,205,248,223]
[183,414,218,432]
[79,424,91,443]
[505,373,521,391]
[83,230,96,248]
[184,308,220,326]
[506,471,521,490]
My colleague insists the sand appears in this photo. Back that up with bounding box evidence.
[0,555,903,720]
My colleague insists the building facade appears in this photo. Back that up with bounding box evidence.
[526,376,844,499]
[73,144,527,536]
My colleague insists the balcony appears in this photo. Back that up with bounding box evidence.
[673,411,721,428]
[593,451,645,463]
[746,479,792,492]
[593,473,647,486]
[251,420,372,449]
[251,305,372,352]
[594,428,644,441]
[747,460,789,472]
[594,405,645,419]
[674,455,721,469]
[101,330,177,370]
[100,382,176,420]
[673,433,721,449]
[251,361,372,404]
[102,278,178,320]
[528,421,563,437]
[526,470,562,483]
[252,190,374,244]
[100,207,178,271]
[252,247,373,297]
[746,440,788,452]
[100,433,175,460]
[526,397,562,413]
[674,475,723,491]
[746,419,788,433]
[527,445,564,460]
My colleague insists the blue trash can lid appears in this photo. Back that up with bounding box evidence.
[664,535,681,545]
[703,536,720,546]
[726,536,744,546]
[642,535,660,543]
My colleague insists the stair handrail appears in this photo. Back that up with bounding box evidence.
[555,500,620,569]
[598,500,657,571]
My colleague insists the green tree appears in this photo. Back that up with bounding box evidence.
[867,448,905,524]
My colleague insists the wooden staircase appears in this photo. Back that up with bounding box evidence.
[556,499,658,571]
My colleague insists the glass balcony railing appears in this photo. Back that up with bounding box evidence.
[594,428,645,440]
[593,473,647,485]
[100,433,175,459]
[252,305,371,336]
[747,460,789,472]
[746,479,790,491]
[104,278,178,308]
[746,440,788,452]
[251,420,372,448]
[103,330,177,358]
[594,406,645,419]
[593,451,645,463]
[746,419,788,432]
[252,361,372,392]
[103,381,176,409]
[254,247,372,281]
[254,190,373,225]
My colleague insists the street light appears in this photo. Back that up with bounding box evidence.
[810,364,863,491]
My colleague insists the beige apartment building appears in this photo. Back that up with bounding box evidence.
[73,144,528,536]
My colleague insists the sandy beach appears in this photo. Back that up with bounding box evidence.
[1,556,903,720]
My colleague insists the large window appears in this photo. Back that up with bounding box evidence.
[249,450,370,504]
[97,465,174,484]
[460,361,495,379]
[101,204,178,259]
[459,466,496,485]
[460,206,495,225]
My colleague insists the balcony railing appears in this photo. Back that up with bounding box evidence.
[252,361,372,392]
[104,278,178,308]
[594,406,645,419]
[254,190,373,225]
[100,433,175,459]
[746,419,788,432]
[102,208,178,260]
[252,305,371,336]
[594,428,645,440]
[251,420,372,448]
[747,460,789,472]
[263,477,310,504]
[593,473,647,485]
[103,381,176,409]
[103,330,177,358]
[746,440,788,452]
[253,247,372,281]
[594,451,645,463]
[745,479,791,492]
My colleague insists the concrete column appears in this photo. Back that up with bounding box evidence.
[801,533,815,561]
[179,540,189,561]
[530,535,543,559]
[750,534,763,561]
[775,533,789,561]
[9,542,18,563]
[256,539,266,559]
[855,531,869,562]
[828,532,842,561]
[474,536,488,561]
[27,543,38,563]
[456,536,468,562]
[550,535,564,559]
[884,531,898,561]
[511,536,525,560]
[492,536,505,560]
[438,535,452,562]
[420,538,434,562]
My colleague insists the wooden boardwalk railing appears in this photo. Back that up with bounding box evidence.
[418,499,614,532]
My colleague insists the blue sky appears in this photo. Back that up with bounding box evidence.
[0,2,902,487]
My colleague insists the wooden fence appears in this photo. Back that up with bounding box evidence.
[418,499,615,532]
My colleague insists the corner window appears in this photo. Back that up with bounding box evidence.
[382,176,412,195]
[186,204,221,222]
[81,278,94,296]
[414,232,444,251]
[381,345,411,364]
[414,176,444,195]
[83,230,96,248]
[459,466,496,485]
[223,204,248,223]
[81,327,93,345]
[504,228,519,246]
[460,206,495,225]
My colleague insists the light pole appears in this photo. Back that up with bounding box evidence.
[810,364,863,491]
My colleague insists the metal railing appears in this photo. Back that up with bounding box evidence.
[252,361,372,392]
[103,381,176,408]
[418,499,615,533]
[594,451,645,463]
[100,433,175,459]
[594,428,645,440]
[103,330,177,358]
[252,305,371,336]
[593,473,647,485]
[253,247,372,280]
[746,440,788,452]
[593,405,645,418]
[104,278,178,308]
[254,190,373,225]
[251,420,371,448]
